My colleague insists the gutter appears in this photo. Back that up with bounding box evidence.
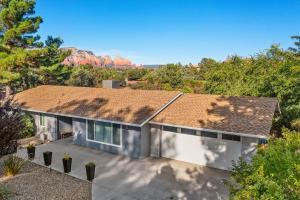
[20,108,141,127]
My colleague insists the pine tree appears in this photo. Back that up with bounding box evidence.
[0,0,69,95]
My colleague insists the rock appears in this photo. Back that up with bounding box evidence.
[62,47,138,68]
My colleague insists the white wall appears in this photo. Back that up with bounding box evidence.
[151,124,260,171]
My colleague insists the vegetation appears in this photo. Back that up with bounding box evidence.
[0,0,69,93]
[228,128,300,200]
[3,155,24,176]
[0,100,25,157]
[63,153,71,160]
[0,184,10,200]
[85,162,95,167]
[20,113,34,138]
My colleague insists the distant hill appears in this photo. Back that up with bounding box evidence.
[62,47,139,68]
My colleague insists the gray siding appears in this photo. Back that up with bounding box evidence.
[241,136,259,162]
[73,119,150,159]
[141,124,150,157]
[30,112,57,141]
[150,124,162,158]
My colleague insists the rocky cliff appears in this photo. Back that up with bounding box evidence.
[62,47,136,68]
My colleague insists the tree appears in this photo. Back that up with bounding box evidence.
[203,41,300,129]
[0,0,69,93]
[66,65,95,87]
[229,128,300,200]
[0,0,43,49]
[0,99,25,157]
[289,35,300,55]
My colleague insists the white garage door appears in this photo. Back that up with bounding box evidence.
[161,129,242,170]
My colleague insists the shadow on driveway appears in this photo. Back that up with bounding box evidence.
[17,138,230,200]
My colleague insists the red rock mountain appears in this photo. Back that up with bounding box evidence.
[62,48,136,68]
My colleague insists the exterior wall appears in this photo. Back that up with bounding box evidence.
[30,112,57,141]
[150,124,260,170]
[150,124,162,158]
[73,118,150,159]
[140,124,150,157]
[241,136,259,162]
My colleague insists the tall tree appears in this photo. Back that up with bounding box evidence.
[0,0,69,96]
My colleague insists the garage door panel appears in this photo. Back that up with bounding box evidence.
[161,131,241,170]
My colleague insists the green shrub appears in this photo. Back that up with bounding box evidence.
[20,114,34,138]
[3,156,24,176]
[0,184,10,200]
[63,153,71,160]
[229,128,300,200]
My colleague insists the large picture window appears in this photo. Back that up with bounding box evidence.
[87,120,122,146]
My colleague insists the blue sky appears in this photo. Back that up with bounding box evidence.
[36,0,300,65]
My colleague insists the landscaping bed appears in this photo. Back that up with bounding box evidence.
[0,157,91,200]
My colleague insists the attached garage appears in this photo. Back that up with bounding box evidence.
[161,126,242,170]
[150,94,277,171]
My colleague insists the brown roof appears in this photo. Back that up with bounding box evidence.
[13,85,181,125]
[151,94,278,136]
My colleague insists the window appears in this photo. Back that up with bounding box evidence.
[39,113,45,127]
[201,131,218,138]
[87,120,94,140]
[222,134,241,141]
[163,126,177,133]
[181,128,196,135]
[127,125,141,132]
[87,120,121,146]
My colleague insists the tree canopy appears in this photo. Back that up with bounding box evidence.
[228,128,300,200]
[0,0,69,92]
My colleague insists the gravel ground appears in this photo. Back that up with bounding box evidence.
[0,157,91,200]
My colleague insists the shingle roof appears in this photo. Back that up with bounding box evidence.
[151,94,278,136]
[13,85,181,125]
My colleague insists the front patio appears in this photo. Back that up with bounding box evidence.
[17,137,230,200]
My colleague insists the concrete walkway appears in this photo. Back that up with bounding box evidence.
[17,138,230,200]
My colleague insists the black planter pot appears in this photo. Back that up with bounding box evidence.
[43,151,52,166]
[27,146,35,160]
[85,164,95,181]
[62,158,72,173]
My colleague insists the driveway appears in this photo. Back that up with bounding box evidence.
[17,138,230,200]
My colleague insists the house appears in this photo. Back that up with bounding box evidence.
[13,84,278,170]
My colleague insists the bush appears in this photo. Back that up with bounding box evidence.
[20,114,34,138]
[0,184,10,200]
[3,156,24,176]
[229,128,300,200]
[0,100,25,157]
[85,162,95,167]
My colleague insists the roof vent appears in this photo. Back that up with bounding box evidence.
[102,80,121,89]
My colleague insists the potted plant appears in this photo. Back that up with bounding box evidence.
[43,151,52,166]
[26,143,35,160]
[62,153,72,173]
[85,162,96,181]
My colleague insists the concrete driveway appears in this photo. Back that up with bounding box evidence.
[17,138,230,200]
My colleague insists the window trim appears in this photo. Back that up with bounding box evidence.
[39,113,45,127]
[85,119,122,147]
